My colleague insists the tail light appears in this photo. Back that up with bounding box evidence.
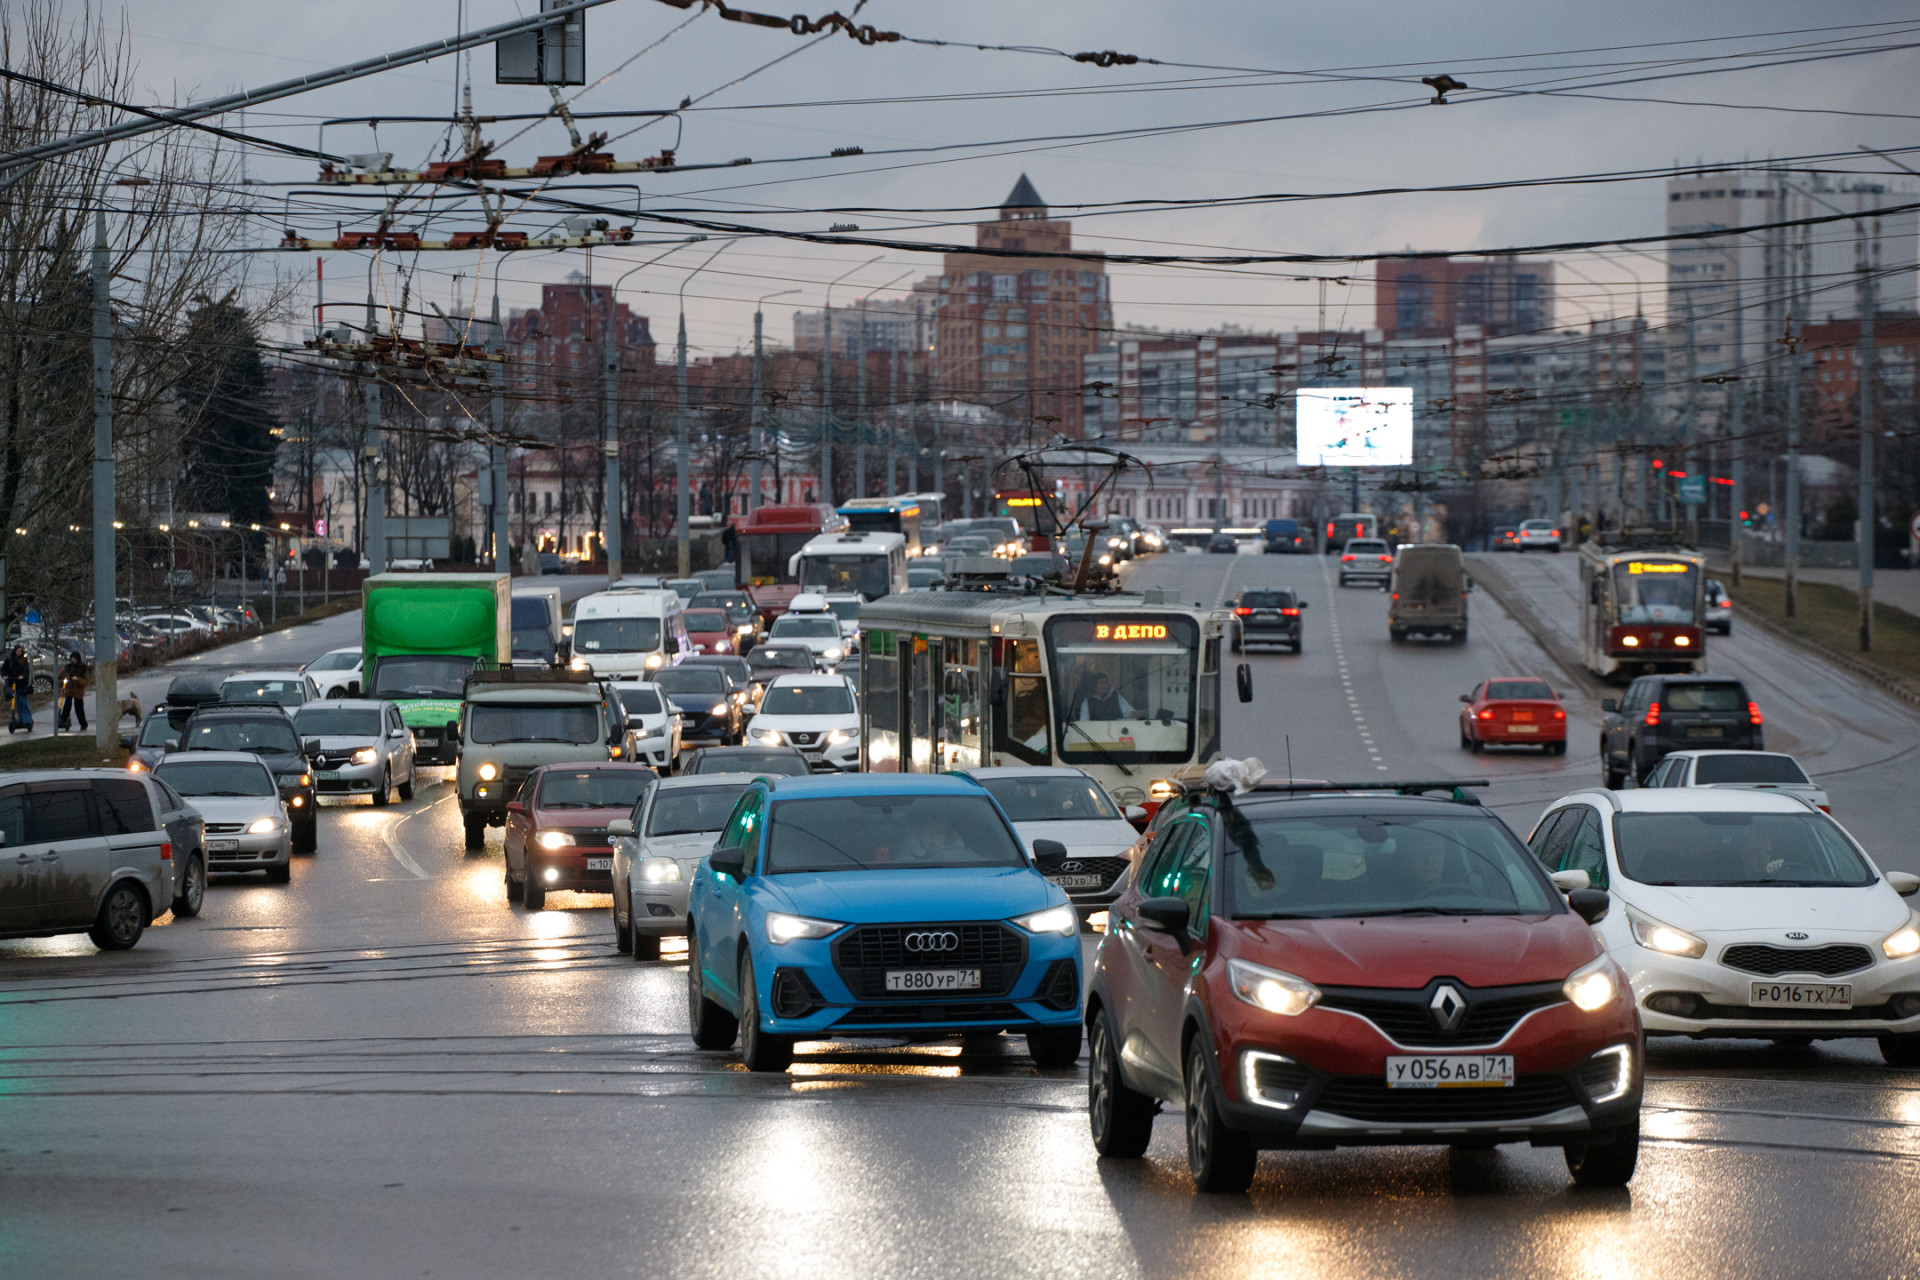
[1748,701,1763,726]
[1478,709,1494,720]
[1645,702,1661,727]
[1377,555,1391,562]
[1390,593,1399,600]
[1326,523,1335,537]
[1280,607,1299,616]
[1341,554,1355,562]
[1233,607,1252,616]
[1552,708,1565,720]
[1818,804,1831,813]
[1550,529,1560,538]
[159,841,172,861]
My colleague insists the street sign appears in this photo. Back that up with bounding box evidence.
[496,0,585,84]
[1678,476,1706,506]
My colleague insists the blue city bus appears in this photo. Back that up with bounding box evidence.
[836,497,923,558]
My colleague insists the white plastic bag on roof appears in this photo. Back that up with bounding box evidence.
[1205,756,1268,795]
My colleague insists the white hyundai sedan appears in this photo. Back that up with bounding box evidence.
[1640,749,1830,813]
[959,765,1146,925]
[1529,788,1920,1065]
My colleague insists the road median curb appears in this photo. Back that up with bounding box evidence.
[1462,555,1607,699]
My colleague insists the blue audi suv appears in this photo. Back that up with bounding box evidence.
[685,773,1085,1072]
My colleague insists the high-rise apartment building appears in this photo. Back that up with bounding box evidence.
[1373,255,1556,338]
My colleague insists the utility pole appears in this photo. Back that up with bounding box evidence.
[675,309,690,577]
[819,304,833,507]
[853,298,867,500]
[602,278,621,587]
[91,191,117,752]
[1784,311,1801,618]
[1858,219,1878,651]
[1728,385,1744,587]
[365,290,385,576]
[1683,296,1699,548]
[750,306,765,513]
[489,292,510,578]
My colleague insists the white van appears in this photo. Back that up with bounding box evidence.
[789,530,907,601]
[567,589,689,678]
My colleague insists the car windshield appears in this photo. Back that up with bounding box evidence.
[763,794,1026,873]
[154,760,276,797]
[292,708,381,737]
[692,594,751,618]
[511,627,554,656]
[468,703,601,745]
[681,610,728,632]
[185,717,302,755]
[771,616,840,639]
[649,785,752,835]
[371,656,475,699]
[221,678,306,707]
[573,617,662,655]
[654,668,727,694]
[1225,813,1560,918]
[797,554,889,598]
[1614,811,1872,886]
[1663,682,1745,712]
[667,580,702,598]
[138,717,182,748]
[825,599,860,623]
[980,775,1119,822]
[1612,559,1698,625]
[538,769,653,809]
[1486,680,1553,700]
[691,751,809,776]
[618,688,664,716]
[1693,755,1810,785]
[758,684,854,716]
[1237,592,1294,608]
[1346,541,1388,555]
[307,651,359,672]
[750,647,814,671]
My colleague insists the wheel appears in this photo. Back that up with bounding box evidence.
[687,928,739,1050]
[397,766,415,802]
[524,869,546,911]
[1880,1033,1920,1067]
[267,862,291,884]
[1470,736,1485,755]
[505,866,523,903]
[1338,575,1349,587]
[292,818,317,854]
[1565,1116,1640,1187]
[1550,740,1568,757]
[1088,1011,1155,1158]
[170,853,205,919]
[737,958,792,1072]
[1292,639,1303,655]
[632,933,661,961]
[1230,633,1242,654]
[87,881,148,951]
[1460,724,1473,751]
[1456,625,1467,643]
[371,767,392,806]
[614,899,633,954]
[1389,629,1405,644]
[1027,1024,1083,1069]
[1184,1036,1257,1193]
[464,815,486,851]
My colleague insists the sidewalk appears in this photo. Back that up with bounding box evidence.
[1704,558,1920,620]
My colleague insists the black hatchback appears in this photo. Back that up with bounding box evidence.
[1599,675,1762,788]
[1230,589,1307,653]
[177,703,319,851]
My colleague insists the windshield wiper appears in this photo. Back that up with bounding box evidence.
[1062,718,1133,777]
[1325,906,1509,917]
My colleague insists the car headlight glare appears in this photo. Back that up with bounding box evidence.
[247,816,282,835]
[824,647,843,661]
[824,728,851,745]
[640,856,682,883]
[1017,905,1078,936]
[1563,955,1621,1012]
[645,653,664,669]
[537,830,575,849]
[1883,922,1920,959]
[1627,908,1706,958]
[569,656,589,671]
[710,701,730,715]
[477,762,498,781]
[752,729,784,745]
[766,912,842,944]
[351,747,377,765]
[1228,958,1320,1016]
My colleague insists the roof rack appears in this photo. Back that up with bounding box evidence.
[1241,779,1492,805]
[465,667,599,688]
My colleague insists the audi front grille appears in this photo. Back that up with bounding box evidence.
[831,923,1028,1000]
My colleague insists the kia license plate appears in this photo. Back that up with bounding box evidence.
[884,968,982,993]
[586,858,612,871]
[1048,873,1106,890]
[1385,1054,1515,1089]
[208,839,239,852]
[1750,981,1851,1009]
[1508,724,1539,734]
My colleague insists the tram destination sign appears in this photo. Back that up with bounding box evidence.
[1094,623,1171,641]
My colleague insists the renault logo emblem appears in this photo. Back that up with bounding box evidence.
[903,930,959,953]
[1430,984,1468,1032]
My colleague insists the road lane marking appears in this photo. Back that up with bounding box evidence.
[382,793,454,880]
[1319,556,1389,772]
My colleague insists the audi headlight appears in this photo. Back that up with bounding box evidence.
[766,912,842,944]
[1563,955,1621,1012]
[350,747,377,765]
[1883,920,1920,959]
[1626,908,1706,958]
[1228,958,1319,1015]
[1016,905,1078,936]
[537,830,575,849]
[477,762,498,781]
[639,856,682,883]
[247,816,283,835]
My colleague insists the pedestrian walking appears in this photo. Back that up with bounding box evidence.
[2,643,33,734]
[57,650,88,733]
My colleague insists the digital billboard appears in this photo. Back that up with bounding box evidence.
[1295,387,1414,467]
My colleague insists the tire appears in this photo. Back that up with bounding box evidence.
[1460,725,1473,751]
[1457,625,1467,643]
[292,817,317,854]
[88,880,148,951]
[1389,630,1405,644]
[464,816,486,851]
[505,866,523,903]
[1230,633,1242,654]
[1880,1033,1920,1067]
[1565,1116,1640,1187]
[1550,740,1568,757]
[1088,1011,1155,1158]
[737,958,793,1072]
[371,767,392,806]
[1184,1036,1257,1193]
[633,933,661,961]
[1338,575,1349,587]
[170,853,205,919]
[1470,736,1485,755]
[1027,1023,1083,1069]
[687,927,739,1050]
[524,869,546,911]
[614,899,633,953]
[1293,640,1303,655]
[397,767,415,802]
[267,862,291,884]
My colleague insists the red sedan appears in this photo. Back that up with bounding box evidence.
[1085,780,1640,1193]
[504,763,658,910]
[1460,677,1567,755]
[679,608,736,656]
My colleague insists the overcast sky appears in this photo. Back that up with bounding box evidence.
[102,0,1920,356]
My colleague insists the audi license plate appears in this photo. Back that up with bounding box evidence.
[1385,1054,1515,1089]
[586,858,612,871]
[1750,981,1851,1009]
[208,839,239,852]
[1049,874,1106,890]
[885,968,982,993]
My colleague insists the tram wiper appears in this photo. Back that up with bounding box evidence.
[1063,718,1132,776]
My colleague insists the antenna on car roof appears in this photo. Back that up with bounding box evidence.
[1285,735,1293,791]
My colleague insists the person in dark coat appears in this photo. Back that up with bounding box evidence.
[58,651,88,733]
[2,644,32,734]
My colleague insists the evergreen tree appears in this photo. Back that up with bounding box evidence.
[176,294,278,526]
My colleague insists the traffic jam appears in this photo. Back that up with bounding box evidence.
[7,483,1916,1200]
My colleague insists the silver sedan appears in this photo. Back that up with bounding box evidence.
[609,774,766,960]
[290,700,419,805]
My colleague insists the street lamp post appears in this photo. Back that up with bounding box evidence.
[676,243,730,577]
[820,257,881,508]
[601,246,692,587]
[752,289,801,516]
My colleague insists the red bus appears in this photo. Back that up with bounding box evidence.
[736,503,846,619]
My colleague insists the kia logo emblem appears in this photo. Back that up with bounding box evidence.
[903,930,959,953]
[1785,932,1809,941]
[1430,984,1468,1032]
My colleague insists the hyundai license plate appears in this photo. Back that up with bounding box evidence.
[885,968,981,993]
[1048,873,1106,890]
[586,858,612,871]
[1750,981,1851,1009]
[208,839,239,852]
[1385,1054,1515,1089]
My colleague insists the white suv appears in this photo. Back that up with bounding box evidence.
[1515,519,1562,552]
[764,594,848,668]
[743,672,860,771]
[1528,786,1920,1065]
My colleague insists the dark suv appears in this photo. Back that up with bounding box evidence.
[1230,589,1307,653]
[1599,675,1762,789]
[178,703,318,851]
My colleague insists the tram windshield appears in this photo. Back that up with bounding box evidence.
[1612,560,1699,625]
[1044,615,1198,764]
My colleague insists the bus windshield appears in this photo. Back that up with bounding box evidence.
[1045,616,1198,764]
[1612,560,1698,624]
[798,553,890,599]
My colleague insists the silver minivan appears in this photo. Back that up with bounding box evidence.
[0,770,206,949]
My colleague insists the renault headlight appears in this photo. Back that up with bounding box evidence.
[477,762,498,781]
[1883,919,1920,959]
[350,747,377,765]
[1627,908,1707,958]
[766,912,842,944]
[1228,958,1320,1016]
[247,816,283,835]
[639,856,682,883]
[537,830,576,849]
[1563,955,1621,1012]
[1017,905,1078,936]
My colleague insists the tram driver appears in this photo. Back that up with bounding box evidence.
[1071,671,1137,721]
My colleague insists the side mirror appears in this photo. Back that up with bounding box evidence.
[1298,600,1309,609]
[445,719,461,741]
[709,846,749,880]
[608,817,635,838]
[118,734,134,750]
[1460,693,1472,703]
[1567,889,1611,925]
[1887,872,1920,897]
[347,681,361,697]
[1551,869,1591,894]
[505,800,526,814]
[1122,804,1147,824]
[1032,838,1069,872]
[1235,663,1253,704]
[1137,896,1192,950]
[303,738,322,758]
[1600,698,1618,714]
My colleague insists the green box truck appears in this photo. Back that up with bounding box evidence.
[363,573,511,764]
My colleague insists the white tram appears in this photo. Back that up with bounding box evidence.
[1576,536,1707,681]
[857,581,1236,810]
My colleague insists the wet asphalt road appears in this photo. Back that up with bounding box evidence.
[4,554,1920,1278]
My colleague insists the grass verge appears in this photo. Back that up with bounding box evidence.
[256,592,360,637]
[1723,576,1920,686]
[0,733,129,771]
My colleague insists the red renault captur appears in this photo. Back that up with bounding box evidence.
[1085,778,1641,1193]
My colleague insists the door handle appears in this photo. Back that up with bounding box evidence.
[39,849,60,861]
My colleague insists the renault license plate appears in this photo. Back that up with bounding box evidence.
[315,770,342,780]
[1049,873,1106,890]
[586,858,612,871]
[1750,981,1851,1009]
[1385,1054,1515,1088]
[885,968,981,992]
